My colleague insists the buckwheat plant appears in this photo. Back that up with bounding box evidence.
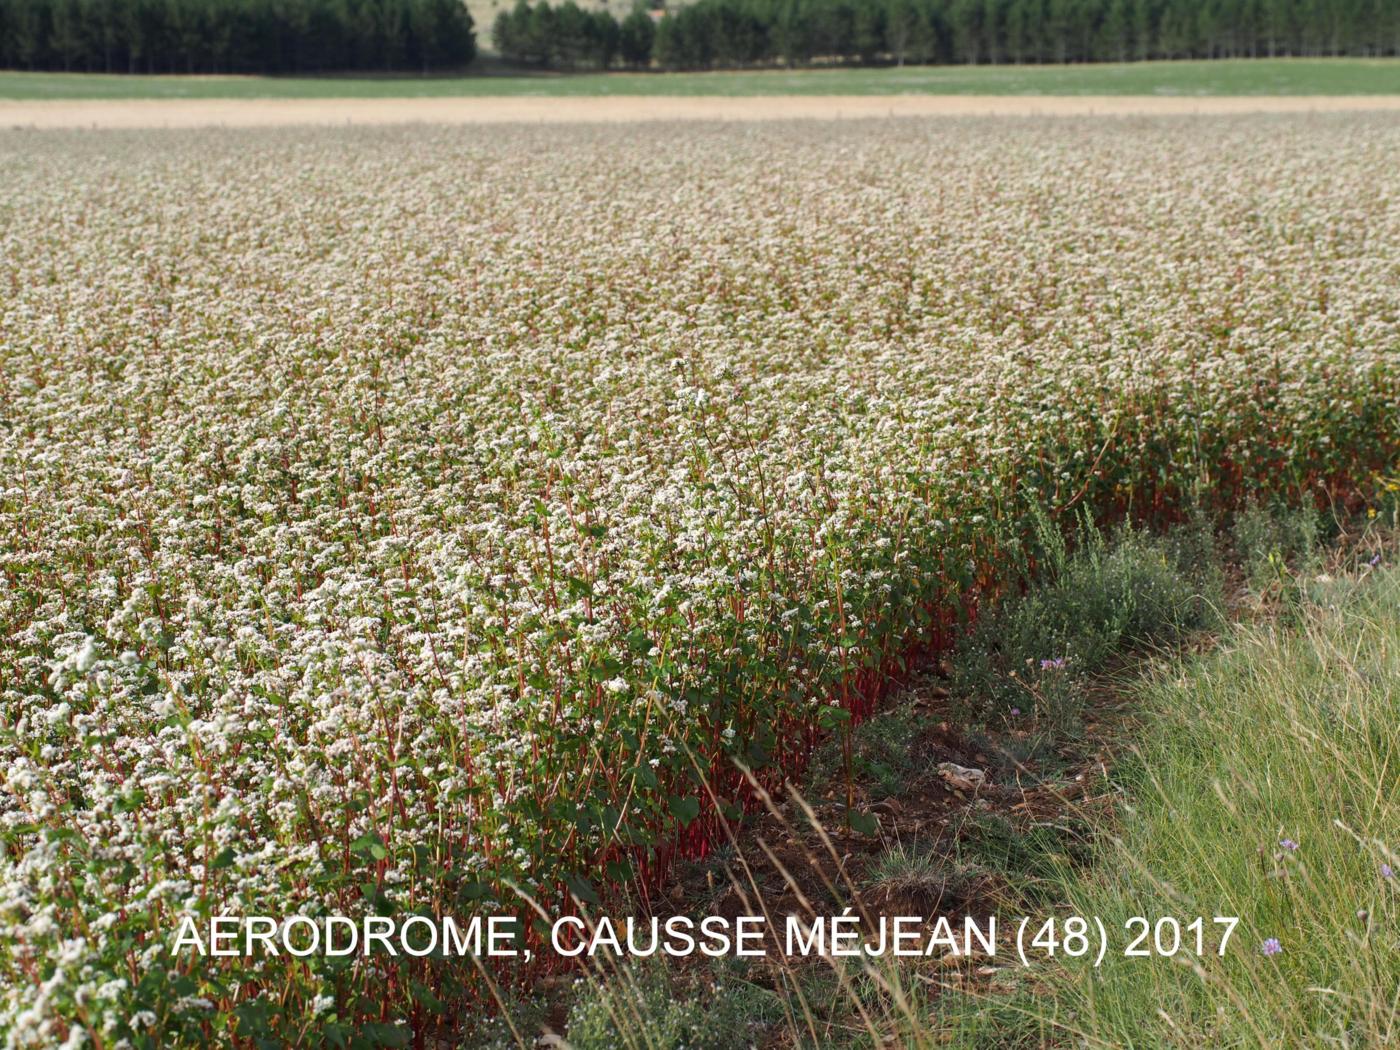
[1,116,1397,1045]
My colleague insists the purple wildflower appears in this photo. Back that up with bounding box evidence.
[1383,863,1394,879]
[1280,838,1299,852]
[1010,707,1022,716]
[1261,938,1282,956]
[1039,657,1068,671]
[1370,553,1383,567]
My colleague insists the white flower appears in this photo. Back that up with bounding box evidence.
[1,115,1394,1035]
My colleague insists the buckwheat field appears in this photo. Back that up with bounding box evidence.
[2,116,1398,1046]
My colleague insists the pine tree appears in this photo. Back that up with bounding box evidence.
[619,3,654,66]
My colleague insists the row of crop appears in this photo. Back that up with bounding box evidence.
[24,351,1389,1044]
[5,120,1400,1049]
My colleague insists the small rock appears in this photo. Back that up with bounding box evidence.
[937,762,987,793]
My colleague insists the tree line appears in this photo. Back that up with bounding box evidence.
[0,0,476,73]
[495,0,1399,70]
[3,0,1395,75]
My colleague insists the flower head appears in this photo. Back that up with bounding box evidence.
[1039,657,1068,672]
[1280,838,1299,852]
[1261,938,1282,956]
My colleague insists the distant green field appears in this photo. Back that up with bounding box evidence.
[2,58,1398,100]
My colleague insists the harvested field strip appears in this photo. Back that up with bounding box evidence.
[6,93,1400,128]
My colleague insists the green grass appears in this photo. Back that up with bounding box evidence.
[1034,559,1400,1048]
[2,57,1399,100]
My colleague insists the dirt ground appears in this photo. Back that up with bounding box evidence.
[5,94,1400,129]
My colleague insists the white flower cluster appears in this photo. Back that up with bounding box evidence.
[0,116,1397,1043]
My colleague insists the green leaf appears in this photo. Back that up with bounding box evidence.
[668,795,701,826]
[605,857,635,883]
[350,832,388,861]
[846,809,879,836]
[409,980,444,1015]
[114,789,147,813]
[233,999,273,1039]
[359,1022,410,1048]
[564,873,600,906]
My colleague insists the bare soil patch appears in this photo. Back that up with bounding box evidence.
[6,93,1400,129]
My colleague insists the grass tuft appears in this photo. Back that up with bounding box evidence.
[563,961,780,1050]
[953,518,1223,737]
